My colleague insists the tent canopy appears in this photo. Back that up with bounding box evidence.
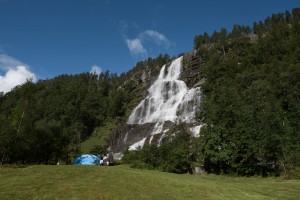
[74,154,100,165]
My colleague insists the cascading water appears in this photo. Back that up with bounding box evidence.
[127,56,201,150]
[128,56,200,124]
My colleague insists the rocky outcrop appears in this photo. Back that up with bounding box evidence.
[181,50,204,88]
[109,121,175,152]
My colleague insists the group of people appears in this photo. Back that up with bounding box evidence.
[98,153,113,166]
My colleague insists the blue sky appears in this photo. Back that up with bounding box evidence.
[0,0,299,92]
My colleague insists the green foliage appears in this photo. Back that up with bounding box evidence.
[81,120,117,154]
[90,145,107,155]
[196,9,300,176]
[0,54,171,165]
[123,124,195,174]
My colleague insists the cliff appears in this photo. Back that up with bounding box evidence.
[109,53,204,156]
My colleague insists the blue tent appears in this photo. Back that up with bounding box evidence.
[74,154,101,165]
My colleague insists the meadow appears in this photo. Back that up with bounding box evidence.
[1,165,300,200]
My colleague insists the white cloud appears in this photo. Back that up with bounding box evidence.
[90,65,102,75]
[0,54,26,70]
[143,30,170,47]
[124,30,172,57]
[0,54,37,94]
[0,66,37,93]
[126,38,147,56]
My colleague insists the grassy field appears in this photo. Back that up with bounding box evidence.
[1,165,300,200]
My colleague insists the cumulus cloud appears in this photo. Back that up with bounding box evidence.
[0,54,37,94]
[126,38,147,56]
[124,30,172,57]
[90,65,102,75]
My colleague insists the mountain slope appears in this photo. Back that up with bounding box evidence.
[0,9,299,177]
[121,8,300,176]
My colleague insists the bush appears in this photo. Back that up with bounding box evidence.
[122,124,195,174]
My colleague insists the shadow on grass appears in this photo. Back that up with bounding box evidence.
[1,164,28,169]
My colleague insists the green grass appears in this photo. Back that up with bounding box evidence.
[1,165,300,200]
[81,120,117,153]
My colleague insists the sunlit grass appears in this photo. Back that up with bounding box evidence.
[1,165,300,200]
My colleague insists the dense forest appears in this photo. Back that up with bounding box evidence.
[196,8,300,176]
[0,54,171,165]
[1,9,300,177]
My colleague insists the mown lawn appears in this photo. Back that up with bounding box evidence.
[0,165,299,200]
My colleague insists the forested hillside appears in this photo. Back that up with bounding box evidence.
[0,54,171,164]
[123,8,300,176]
[0,9,299,177]
[196,8,300,176]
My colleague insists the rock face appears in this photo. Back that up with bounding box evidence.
[109,52,204,156]
[109,121,175,153]
[181,50,205,88]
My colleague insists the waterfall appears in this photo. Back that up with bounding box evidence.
[127,56,201,150]
[128,56,201,125]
